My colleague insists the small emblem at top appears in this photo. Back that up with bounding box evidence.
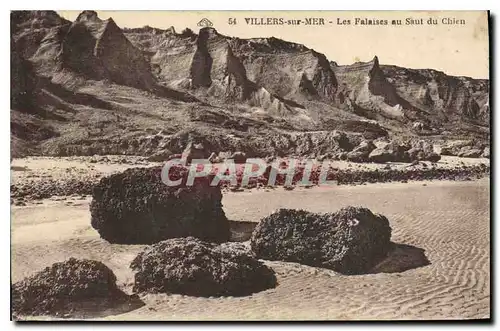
[197,18,214,27]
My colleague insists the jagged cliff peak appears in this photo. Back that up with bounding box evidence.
[369,56,384,77]
[100,17,122,36]
[11,10,70,31]
[123,25,172,35]
[198,27,221,40]
[76,10,101,22]
[165,26,176,35]
[230,36,308,55]
[13,10,62,21]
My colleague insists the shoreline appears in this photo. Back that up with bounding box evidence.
[10,155,490,202]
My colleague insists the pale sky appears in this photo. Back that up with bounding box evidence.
[58,11,489,79]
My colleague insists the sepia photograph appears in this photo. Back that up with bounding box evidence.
[10,10,490,321]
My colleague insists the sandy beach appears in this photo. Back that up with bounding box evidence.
[11,169,490,320]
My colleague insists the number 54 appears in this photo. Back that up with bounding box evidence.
[228,18,237,25]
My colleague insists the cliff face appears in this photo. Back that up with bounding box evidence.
[229,38,338,102]
[332,57,417,120]
[11,10,69,32]
[11,10,490,157]
[189,28,258,101]
[190,28,247,92]
[11,39,36,111]
[125,27,300,114]
[381,65,489,124]
[14,11,156,91]
[11,11,70,64]
[59,11,156,90]
[122,19,488,131]
[367,56,403,107]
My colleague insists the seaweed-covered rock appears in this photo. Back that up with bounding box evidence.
[90,166,229,244]
[346,140,376,162]
[130,237,277,297]
[12,258,128,317]
[250,207,392,274]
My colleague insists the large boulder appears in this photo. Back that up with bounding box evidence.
[208,152,220,163]
[406,141,441,162]
[182,140,213,164]
[440,140,473,156]
[331,130,355,152]
[440,140,486,158]
[346,140,376,162]
[250,207,392,274]
[130,237,277,297]
[457,146,483,158]
[90,166,229,244]
[368,147,394,163]
[146,149,173,162]
[12,258,131,317]
[229,151,247,164]
[426,152,441,162]
[405,147,423,161]
[482,146,490,158]
[366,140,440,164]
[368,142,409,163]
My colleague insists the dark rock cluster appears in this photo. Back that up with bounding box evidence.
[368,141,408,163]
[11,177,98,200]
[130,237,277,297]
[346,140,376,162]
[250,207,392,274]
[90,166,230,244]
[482,146,490,158]
[229,151,247,164]
[367,140,440,163]
[146,149,173,162]
[440,140,489,158]
[405,141,440,163]
[227,161,488,189]
[11,160,489,204]
[182,140,213,164]
[11,258,130,317]
[332,164,489,185]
